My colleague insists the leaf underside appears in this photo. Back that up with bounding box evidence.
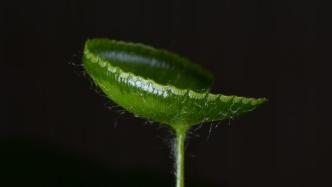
[83,39,267,130]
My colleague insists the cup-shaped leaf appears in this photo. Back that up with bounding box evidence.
[83,39,266,130]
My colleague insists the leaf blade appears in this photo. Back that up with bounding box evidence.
[83,38,267,129]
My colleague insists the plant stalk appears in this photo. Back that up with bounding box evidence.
[175,128,187,187]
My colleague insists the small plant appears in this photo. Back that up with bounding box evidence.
[83,38,266,187]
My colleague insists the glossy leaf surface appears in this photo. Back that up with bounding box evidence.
[83,39,266,130]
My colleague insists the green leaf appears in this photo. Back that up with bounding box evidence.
[83,38,267,130]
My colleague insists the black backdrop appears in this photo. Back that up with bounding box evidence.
[1,0,331,187]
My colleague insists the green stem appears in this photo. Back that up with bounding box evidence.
[175,127,187,187]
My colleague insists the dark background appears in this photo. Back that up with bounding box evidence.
[1,0,331,186]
